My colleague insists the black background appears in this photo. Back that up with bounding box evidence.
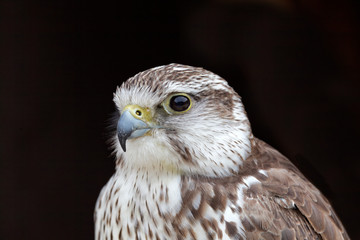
[1,0,359,239]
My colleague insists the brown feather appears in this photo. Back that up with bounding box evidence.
[169,138,350,239]
[249,138,350,240]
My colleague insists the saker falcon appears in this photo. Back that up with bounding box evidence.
[94,64,349,240]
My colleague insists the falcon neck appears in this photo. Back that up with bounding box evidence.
[116,153,182,177]
[99,155,183,230]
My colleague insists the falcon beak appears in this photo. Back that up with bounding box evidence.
[117,105,153,152]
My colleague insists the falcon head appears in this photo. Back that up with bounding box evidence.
[113,64,252,177]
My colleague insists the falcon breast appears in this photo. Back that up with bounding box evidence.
[94,64,349,240]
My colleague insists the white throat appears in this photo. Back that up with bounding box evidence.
[95,156,183,239]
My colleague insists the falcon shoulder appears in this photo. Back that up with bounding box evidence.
[244,138,349,239]
[175,138,349,240]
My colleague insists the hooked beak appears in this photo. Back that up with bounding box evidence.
[117,105,153,152]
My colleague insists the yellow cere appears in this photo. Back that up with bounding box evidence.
[122,105,153,123]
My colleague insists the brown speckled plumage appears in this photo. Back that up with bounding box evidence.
[95,64,349,240]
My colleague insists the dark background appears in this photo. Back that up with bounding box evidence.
[1,0,359,239]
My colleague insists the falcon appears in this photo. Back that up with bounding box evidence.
[94,64,349,240]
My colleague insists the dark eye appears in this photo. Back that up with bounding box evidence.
[169,95,191,112]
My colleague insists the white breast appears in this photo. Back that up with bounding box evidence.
[94,167,182,240]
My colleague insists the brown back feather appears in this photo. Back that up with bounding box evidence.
[252,138,350,240]
[174,138,349,239]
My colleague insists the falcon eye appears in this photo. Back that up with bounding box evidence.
[169,95,191,112]
[162,93,193,114]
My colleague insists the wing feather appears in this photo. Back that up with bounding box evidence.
[172,138,349,239]
[251,138,349,240]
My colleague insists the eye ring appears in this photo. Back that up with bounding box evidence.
[162,93,192,114]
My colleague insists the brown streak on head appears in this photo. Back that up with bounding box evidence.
[168,136,194,164]
[197,89,235,119]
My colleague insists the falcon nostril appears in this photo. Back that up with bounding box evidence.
[135,110,142,116]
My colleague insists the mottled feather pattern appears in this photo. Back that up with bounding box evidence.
[95,64,349,240]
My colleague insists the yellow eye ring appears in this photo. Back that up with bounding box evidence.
[162,93,192,114]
